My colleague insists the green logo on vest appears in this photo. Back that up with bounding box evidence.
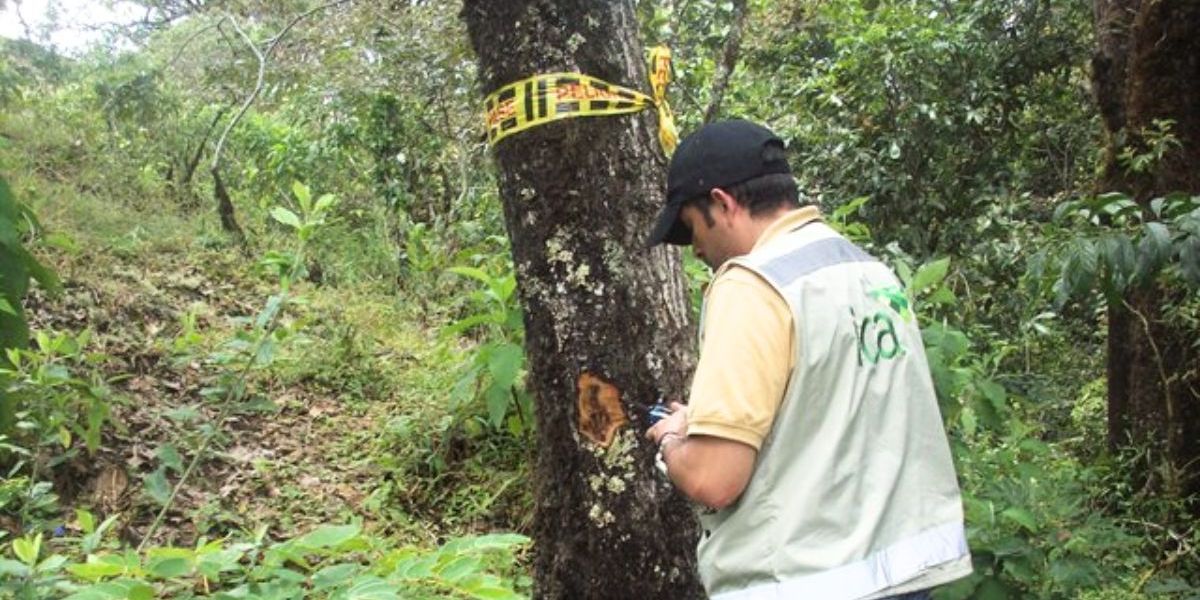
[851,285,910,366]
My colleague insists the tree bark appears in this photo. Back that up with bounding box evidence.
[1092,0,1200,499]
[461,1,705,598]
[181,106,228,188]
[211,168,246,245]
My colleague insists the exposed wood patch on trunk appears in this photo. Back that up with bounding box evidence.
[577,371,627,447]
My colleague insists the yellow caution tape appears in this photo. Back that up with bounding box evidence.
[483,45,678,155]
[649,46,678,155]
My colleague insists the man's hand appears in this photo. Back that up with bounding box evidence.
[646,401,688,446]
[645,401,757,510]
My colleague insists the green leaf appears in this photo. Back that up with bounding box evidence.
[467,585,523,600]
[393,555,437,580]
[294,523,361,550]
[12,533,40,565]
[291,181,312,212]
[0,558,30,578]
[911,257,950,293]
[487,343,524,390]
[255,294,284,329]
[270,207,302,229]
[147,556,191,578]
[1137,221,1172,281]
[975,379,1007,416]
[67,559,126,581]
[38,553,68,573]
[156,444,184,474]
[1000,506,1038,533]
[485,384,510,430]
[1180,237,1200,287]
[459,533,530,551]
[447,266,495,287]
[77,509,97,534]
[972,576,1018,600]
[1060,238,1098,301]
[314,193,337,214]
[442,313,504,337]
[959,406,977,437]
[345,576,398,600]
[435,555,482,582]
[144,468,172,505]
[62,579,156,600]
[312,562,360,589]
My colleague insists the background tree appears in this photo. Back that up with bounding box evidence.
[1092,0,1200,500]
[461,1,705,597]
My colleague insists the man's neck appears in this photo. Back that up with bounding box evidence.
[746,206,797,247]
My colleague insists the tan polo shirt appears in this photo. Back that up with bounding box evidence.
[686,206,821,447]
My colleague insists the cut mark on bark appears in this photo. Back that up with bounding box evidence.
[577,371,627,447]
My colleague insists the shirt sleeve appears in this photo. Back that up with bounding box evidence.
[686,266,794,450]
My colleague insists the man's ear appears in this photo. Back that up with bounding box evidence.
[710,188,739,217]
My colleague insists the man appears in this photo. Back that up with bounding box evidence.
[645,120,972,600]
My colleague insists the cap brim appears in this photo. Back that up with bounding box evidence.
[646,201,692,247]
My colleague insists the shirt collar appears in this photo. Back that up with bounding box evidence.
[751,206,823,253]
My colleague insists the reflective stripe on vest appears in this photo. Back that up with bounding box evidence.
[709,521,968,600]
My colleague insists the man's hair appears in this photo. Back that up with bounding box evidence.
[682,171,800,229]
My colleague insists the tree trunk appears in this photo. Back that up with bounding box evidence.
[1092,0,1200,499]
[461,2,705,598]
[211,167,246,245]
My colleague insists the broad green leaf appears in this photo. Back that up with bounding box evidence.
[156,444,184,474]
[485,384,510,429]
[435,555,482,582]
[959,407,977,437]
[975,379,1007,415]
[12,533,40,565]
[0,558,30,578]
[270,207,302,229]
[147,556,191,578]
[487,343,523,389]
[1000,506,1038,533]
[38,553,68,573]
[443,313,504,337]
[312,562,360,589]
[67,559,127,581]
[314,193,337,214]
[345,576,398,600]
[1180,237,1200,287]
[1137,221,1172,281]
[144,468,172,505]
[467,583,523,600]
[459,533,530,551]
[291,181,312,212]
[910,257,950,293]
[77,509,97,534]
[447,266,495,287]
[393,555,437,580]
[63,579,156,600]
[294,523,361,550]
[164,405,202,423]
[255,294,284,329]
[973,576,1017,600]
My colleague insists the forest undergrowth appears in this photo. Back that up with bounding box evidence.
[3,0,1200,598]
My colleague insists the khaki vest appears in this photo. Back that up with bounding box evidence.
[697,221,971,599]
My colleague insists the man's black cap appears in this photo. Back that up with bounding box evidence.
[647,119,791,246]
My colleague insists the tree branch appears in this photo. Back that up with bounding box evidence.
[704,0,749,123]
